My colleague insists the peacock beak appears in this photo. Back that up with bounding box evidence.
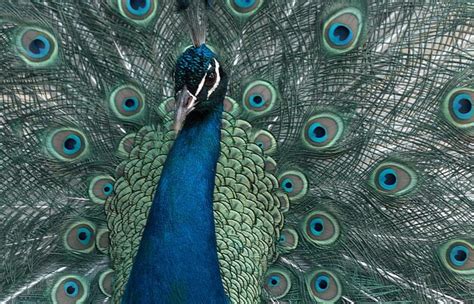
[174,86,198,132]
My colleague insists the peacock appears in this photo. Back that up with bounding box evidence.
[1,0,473,303]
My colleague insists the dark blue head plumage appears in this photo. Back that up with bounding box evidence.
[173,44,227,131]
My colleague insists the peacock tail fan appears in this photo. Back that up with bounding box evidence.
[0,0,473,303]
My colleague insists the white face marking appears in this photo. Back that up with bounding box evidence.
[207,59,221,98]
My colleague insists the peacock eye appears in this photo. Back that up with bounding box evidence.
[370,161,417,196]
[226,0,262,16]
[109,85,146,120]
[277,228,298,251]
[439,240,473,274]
[52,276,88,303]
[48,128,88,161]
[252,130,277,155]
[64,221,96,253]
[17,28,58,66]
[322,8,364,54]
[243,80,277,116]
[263,268,292,299]
[302,211,340,246]
[278,170,308,201]
[302,113,344,149]
[99,269,115,297]
[442,88,474,128]
[89,175,115,204]
[118,0,157,24]
[306,270,342,303]
[205,71,217,87]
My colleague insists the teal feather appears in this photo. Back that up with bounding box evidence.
[1,0,473,303]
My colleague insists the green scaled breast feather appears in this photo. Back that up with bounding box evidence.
[105,97,286,303]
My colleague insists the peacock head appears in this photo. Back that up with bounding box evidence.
[173,44,228,132]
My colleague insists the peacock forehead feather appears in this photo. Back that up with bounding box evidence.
[175,44,216,92]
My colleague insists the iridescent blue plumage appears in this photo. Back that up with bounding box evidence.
[123,45,229,303]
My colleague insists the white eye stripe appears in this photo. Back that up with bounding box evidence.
[207,59,221,98]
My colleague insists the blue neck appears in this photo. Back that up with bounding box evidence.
[123,103,228,303]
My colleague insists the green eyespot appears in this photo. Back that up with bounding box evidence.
[305,269,342,303]
[226,0,263,17]
[438,239,474,277]
[442,88,474,129]
[16,27,58,67]
[51,275,89,304]
[262,267,292,299]
[98,269,114,297]
[302,210,340,246]
[47,128,89,161]
[302,113,344,150]
[278,170,308,201]
[242,80,277,116]
[64,221,96,253]
[109,85,146,120]
[322,7,364,55]
[369,161,417,196]
[252,130,277,155]
[116,0,158,25]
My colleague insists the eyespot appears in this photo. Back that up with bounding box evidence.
[253,130,277,155]
[117,0,157,24]
[262,268,292,299]
[442,88,474,128]
[98,269,114,297]
[278,228,298,251]
[302,113,344,149]
[223,96,241,117]
[16,27,58,66]
[278,170,308,201]
[305,270,342,303]
[242,80,277,116]
[95,229,111,254]
[88,175,115,204]
[47,128,88,161]
[64,221,96,253]
[109,85,145,120]
[370,161,417,196]
[439,240,473,274]
[51,275,89,304]
[302,211,340,246]
[322,8,364,54]
[117,133,136,157]
[226,0,263,17]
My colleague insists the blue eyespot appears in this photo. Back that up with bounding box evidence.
[268,275,281,287]
[308,122,328,143]
[103,183,114,196]
[122,97,139,112]
[26,35,51,59]
[126,0,151,16]
[64,281,79,297]
[281,178,294,193]
[63,134,82,155]
[234,0,256,9]
[315,275,330,293]
[450,245,469,267]
[452,93,473,120]
[278,234,286,243]
[249,94,265,108]
[328,23,353,46]
[310,218,324,237]
[377,168,398,191]
[77,227,92,245]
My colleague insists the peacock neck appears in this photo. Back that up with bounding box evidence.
[123,102,228,303]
